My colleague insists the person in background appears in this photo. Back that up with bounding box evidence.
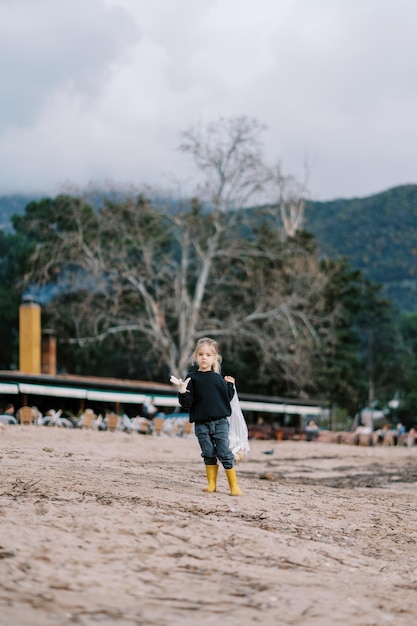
[305,419,320,441]
[4,403,15,417]
[170,337,242,496]
[396,422,406,435]
[142,398,157,419]
[407,428,416,448]
[0,403,17,425]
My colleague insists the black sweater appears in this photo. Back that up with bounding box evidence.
[178,370,235,424]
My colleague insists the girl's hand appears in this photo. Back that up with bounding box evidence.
[224,375,235,384]
[170,375,191,394]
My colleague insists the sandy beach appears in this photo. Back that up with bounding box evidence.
[1,425,417,626]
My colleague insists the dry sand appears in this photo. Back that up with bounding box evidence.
[1,425,417,626]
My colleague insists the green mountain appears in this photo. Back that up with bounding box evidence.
[1,185,417,311]
[305,185,417,312]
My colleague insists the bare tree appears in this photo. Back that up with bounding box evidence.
[20,117,335,394]
[263,162,309,239]
[179,115,270,211]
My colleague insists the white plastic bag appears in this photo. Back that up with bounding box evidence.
[228,386,250,462]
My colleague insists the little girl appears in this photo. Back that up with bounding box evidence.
[170,337,242,496]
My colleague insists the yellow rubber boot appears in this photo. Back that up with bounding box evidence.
[225,467,242,496]
[203,464,218,492]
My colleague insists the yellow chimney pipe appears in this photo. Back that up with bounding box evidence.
[19,297,41,374]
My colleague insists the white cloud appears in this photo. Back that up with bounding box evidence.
[0,0,139,127]
[0,0,416,199]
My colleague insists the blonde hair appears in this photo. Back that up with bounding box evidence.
[191,337,222,373]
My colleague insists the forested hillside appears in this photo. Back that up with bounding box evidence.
[305,185,417,312]
[1,184,417,312]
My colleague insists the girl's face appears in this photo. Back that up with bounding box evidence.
[195,343,216,372]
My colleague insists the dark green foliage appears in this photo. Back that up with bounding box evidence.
[314,260,367,414]
[314,259,408,413]
[0,230,32,368]
[399,313,417,426]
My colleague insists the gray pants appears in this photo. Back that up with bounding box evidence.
[195,417,234,470]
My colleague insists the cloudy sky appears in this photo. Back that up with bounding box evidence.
[1,0,416,201]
